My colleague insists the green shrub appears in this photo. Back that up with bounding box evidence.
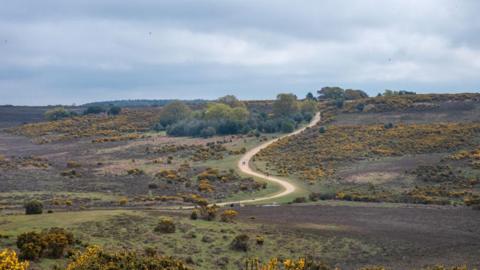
[16,232,44,260]
[230,234,249,252]
[118,198,128,206]
[148,183,158,189]
[256,235,264,246]
[42,227,74,258]
[280,119,295,133]
[292,197,307,203]
[24,200,43,215]
[200,205,218,221]
[190,210,198,220]
[384,122,394,129]
[16,228,74,260]
[44,107,76,121]
[310,192,336,201]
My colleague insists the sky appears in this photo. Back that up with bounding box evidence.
[0,0,479,105]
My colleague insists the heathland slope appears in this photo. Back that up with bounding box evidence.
[255,94,480,207]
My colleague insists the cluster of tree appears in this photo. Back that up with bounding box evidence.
[380,89,417,96]
[44,107,78,121]
[83,105,122,116]
[316,86,369,109]
[317,87,369,101]
[155,94,317,137]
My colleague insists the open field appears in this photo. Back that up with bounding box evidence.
[1,204,479,270]
[2,94,480,270]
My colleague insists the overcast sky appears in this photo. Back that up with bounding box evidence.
[1,0,479,105]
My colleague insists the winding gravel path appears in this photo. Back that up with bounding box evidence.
[215,112,321,206]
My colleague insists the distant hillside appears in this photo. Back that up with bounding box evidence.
[0,105,83,129]
[82,99,209,108]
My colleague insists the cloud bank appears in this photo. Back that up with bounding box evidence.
[0,0,479,105]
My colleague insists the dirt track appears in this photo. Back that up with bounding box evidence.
[216,112,321,206]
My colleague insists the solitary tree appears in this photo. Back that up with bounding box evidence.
[317,87,345,100]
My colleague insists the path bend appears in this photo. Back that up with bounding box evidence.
[215,112,321,206]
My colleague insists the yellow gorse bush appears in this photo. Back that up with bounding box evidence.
[246,258,307,270]
[65,246,100,270]
[283,258,305,270]
[220,209,238,222]
[0,249,29,270]
[65,245,191,270]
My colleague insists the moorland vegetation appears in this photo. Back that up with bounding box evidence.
[256,92,480,207]
[2,88,480,270]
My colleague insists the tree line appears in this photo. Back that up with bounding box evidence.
[156,94,317,137]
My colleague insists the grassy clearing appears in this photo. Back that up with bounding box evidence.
[0,210,138,236]
[250,159,311,204]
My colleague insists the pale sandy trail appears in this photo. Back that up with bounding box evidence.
[214,112,321,206]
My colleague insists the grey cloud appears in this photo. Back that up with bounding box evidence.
[0,0,479,105]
